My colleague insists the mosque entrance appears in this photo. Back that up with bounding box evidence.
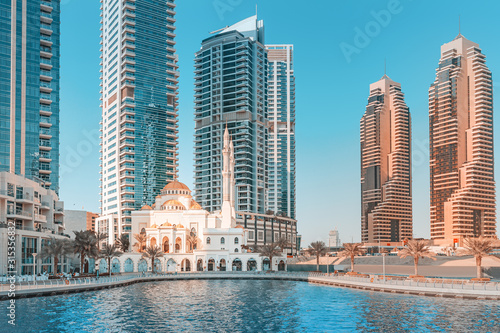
[208,259,215,271]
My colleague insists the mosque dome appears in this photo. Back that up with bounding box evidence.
[162,180,190,191]
[141,205,152,210]
[161,199,186,211]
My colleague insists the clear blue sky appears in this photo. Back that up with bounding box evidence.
[59,0,500,246]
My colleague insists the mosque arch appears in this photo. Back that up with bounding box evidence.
[232,259,242,271]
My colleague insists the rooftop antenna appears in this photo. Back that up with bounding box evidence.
[459,15,461,35]
[256,4,258,16]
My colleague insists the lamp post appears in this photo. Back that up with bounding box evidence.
[32,253,37,282]
[382,252,386,283]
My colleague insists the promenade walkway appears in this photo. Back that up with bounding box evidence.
[1,272,499,301]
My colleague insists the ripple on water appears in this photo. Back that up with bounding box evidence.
[3,280,500,332]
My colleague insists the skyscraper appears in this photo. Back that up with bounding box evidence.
[0,0,61,192]
[193,15,268,214]
[360,75,412,243]
[266,45,296,219]
[429,34,496,245]
[98,0,179,242]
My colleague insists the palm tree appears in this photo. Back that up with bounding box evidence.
[133,233,148,253]
[458,237,496,279]
[306,241,329,272]
[115,234,130,252]
[99,244,122,276]
[258,243,282,271]
[338,243,364,273]
[142,245,164,273]
[73,230,98,274]
[275,237,289,253]
[398,239,435,276]
[94,231,108,251]
[39,237,72,274]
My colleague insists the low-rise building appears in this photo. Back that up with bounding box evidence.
[64,210,99,238]
[0,172,70,275]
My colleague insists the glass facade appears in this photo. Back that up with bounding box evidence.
[266,45,296,219]
[193,16,268,214]
[0,0,61,193]
[100,0,179,239]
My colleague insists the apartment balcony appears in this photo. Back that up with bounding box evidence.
[40,70,52,82]
[35,214,47,223]
[39,128,52,139]
[54,207,64,215]
[40,11,53,24]
[40,82,52,94]
[7,209,33,220]
[40,23,53,36]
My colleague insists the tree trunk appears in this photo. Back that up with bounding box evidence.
[476,256,482,279]
[269,256,273,271]
[152,257,155,273]
[316,255,320,272]
[351,254,354,273]
[108,257,111,275]
[414,256,419,276]
[81,253,85,274]
[54,256,59,274]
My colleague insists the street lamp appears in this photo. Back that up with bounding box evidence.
[32,253,37,282]
[382,252,386,283]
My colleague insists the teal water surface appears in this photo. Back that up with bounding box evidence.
[3,280,500,332]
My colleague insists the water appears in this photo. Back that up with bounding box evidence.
[3,280,500,332]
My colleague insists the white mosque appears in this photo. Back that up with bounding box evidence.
[96,128,287,273]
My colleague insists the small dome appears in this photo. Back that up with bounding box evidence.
[161,199,185,210]
[176,224,185,229]
[235,225,244,229]
[150,224,157,228]
[141,205,152,210]
[161,222,172,227]
[162,180,190,191]
[190,201,202,210]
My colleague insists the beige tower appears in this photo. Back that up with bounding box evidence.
[360,75,413,243]
[429,35,496,246]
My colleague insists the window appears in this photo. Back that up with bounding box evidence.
[248,231,254,240]
[206,237,211,244]
[234,248,238,253]
[221,237,225,244]
[234,237,239,244]
[258,231,264,241]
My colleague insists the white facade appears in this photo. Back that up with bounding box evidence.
[328,228,341,248]
[266,44,296,219]
[0,172,69,275]
[119,128,286,272]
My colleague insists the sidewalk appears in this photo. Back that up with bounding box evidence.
[1,272,499,301]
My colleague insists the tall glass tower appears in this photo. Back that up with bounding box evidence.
[99,0,179,241]
[266,45,295,219]
[429,34,495,245]
[360,75,413,243]
[193,15,268,214]
[0,0,61,193]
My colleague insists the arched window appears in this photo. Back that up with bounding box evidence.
[234,237,239,244]
[234,248,239,253]
[206,237,211,244]
[140,228,146,234]
[221,237,225,244]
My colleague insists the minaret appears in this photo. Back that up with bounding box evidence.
[221,125,235,227]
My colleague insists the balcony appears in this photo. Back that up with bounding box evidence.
[35,214,47,223]
[7,209,33,220]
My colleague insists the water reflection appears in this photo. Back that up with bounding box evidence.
[5,280,500,332]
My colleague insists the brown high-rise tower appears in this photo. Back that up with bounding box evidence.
[360,75,413,243]
[429,35,496,246]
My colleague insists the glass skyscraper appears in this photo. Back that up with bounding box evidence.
[98,0,179,242]
[0,0,61,193]
[193,15,268,214]
[266,45,296,219]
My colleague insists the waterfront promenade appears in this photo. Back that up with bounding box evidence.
[1,271,499,301]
